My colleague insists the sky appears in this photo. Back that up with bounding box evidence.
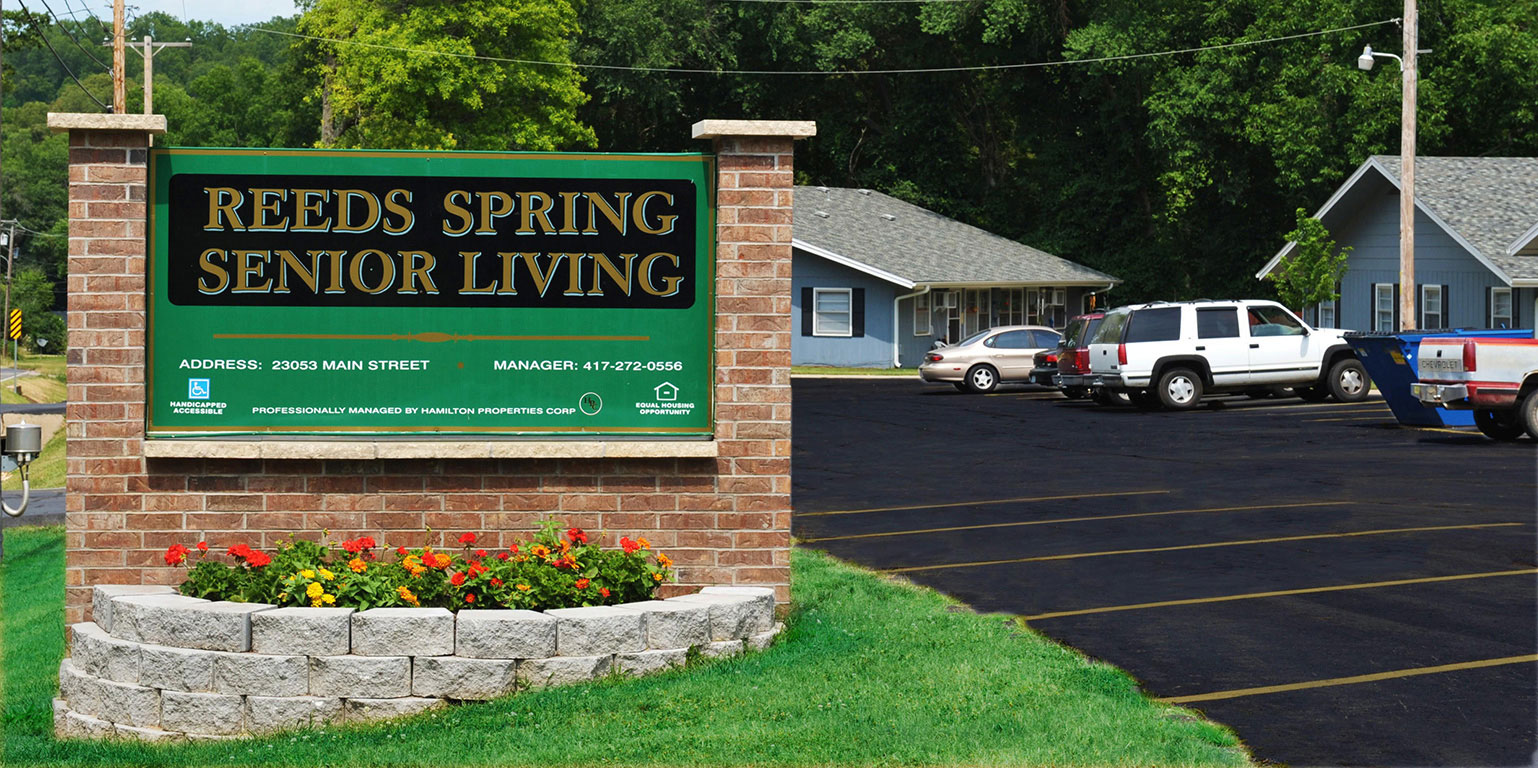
[112,1,301,26]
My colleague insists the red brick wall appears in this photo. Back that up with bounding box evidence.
[63,129,795,623]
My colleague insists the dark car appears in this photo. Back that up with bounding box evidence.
[1028,346,1062,388]
[1051,312,1106,399]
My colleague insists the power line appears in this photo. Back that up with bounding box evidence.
[61,0,112,41]
[38,0,111,71]
[15,0,110,110]
[247,17,1400,76]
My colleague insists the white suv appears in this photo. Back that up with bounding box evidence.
[1087,300,1369,410]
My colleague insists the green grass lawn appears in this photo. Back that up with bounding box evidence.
[2,526,1250,767]
[2,428,63,490]
[0,352,65,380]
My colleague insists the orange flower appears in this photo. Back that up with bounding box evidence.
[433,553,452,569]
[656,553,673,569]
[637,537,651,551]
[516,583,531,592]
[652,572,663,581]
[575,578,590,590]
[530,544,550,559]
[348,558,367,573]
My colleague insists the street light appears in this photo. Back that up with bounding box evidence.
[1357,18,1423,330]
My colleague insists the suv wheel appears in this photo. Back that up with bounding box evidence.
[965,364,999,393]
[1156,368,1204,410]
[1474,409,1525,441]
[1327,358,1369,402]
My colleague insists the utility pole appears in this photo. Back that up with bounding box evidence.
[2,221,14,369]
[112,0,125,113]
[137,36,191,114]
[1399,0,1417,330]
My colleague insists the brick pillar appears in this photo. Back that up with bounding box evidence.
[49,113,165,623]
[693,120,815,603]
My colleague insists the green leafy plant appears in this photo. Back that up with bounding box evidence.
[166,521,675,611]
[1273,208,1352,314]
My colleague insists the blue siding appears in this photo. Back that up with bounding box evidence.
[1332,176,1520,331]
[791,252,900,367]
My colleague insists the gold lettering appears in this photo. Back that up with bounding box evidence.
[443,191,474,235]
[588,253,636,296]
[292,189,332,232]
[517,192,556,235]
[233,250,273,293]
[639,252,683,296]
[584,192,629,235]
[197,249,230,293]
[204,187,247,231]
[400,251,438,294]
[475,192,514,235]
[273,250,319,294]
[496,252,518,295]
[348,249,396,294]
[557,192,582,235]
[634,191,677,235]
[312,250,347,293]
[335,189,382,233]
[563,253,586,296]
[383,189,414,235]
[521,252,564,298]
[459,252,497,294]
[249,188,290,231]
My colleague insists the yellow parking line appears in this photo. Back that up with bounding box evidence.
[1304,416,1395,423]
[1158,654,1538,705]
[881,522,1524,574]
[799,501,1349,543]
[1413,426,1481,436]
[1215,399,1386,413]
[1024,568,1538,621]
[795,489,1170,518]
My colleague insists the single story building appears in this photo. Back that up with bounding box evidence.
[1258,155,1538,331]
[791,186,1119,368]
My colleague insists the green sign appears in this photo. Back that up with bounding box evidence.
[147,148,715,437]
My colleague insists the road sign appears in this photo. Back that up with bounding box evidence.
[8,309,20,341]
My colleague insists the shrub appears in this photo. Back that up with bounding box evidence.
[165,521,674,611]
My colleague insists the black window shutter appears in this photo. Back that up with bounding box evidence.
[1486,287,1493,328]
[1415,283,1422,327]
[801,287,813,336]
[1442,284,1450,328]
[851,289,866,337]
[1393,283,1401,330]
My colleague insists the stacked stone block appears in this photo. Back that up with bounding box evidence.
[55,584,783,741]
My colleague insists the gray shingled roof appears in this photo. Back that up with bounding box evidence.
[792,186,1118,286]
[1372,155,1538,280]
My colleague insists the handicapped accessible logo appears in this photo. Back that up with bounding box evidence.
[188,378,211,400]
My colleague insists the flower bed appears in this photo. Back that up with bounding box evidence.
[55,583,782,741]
[168,522,673,612]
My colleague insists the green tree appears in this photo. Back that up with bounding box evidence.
[1272,208,1350,313]
[10,267,64,351]
[299,0,595,150]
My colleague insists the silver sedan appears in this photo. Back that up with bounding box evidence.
[918,325,1062,393]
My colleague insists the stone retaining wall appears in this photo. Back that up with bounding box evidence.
[56,584,781,741]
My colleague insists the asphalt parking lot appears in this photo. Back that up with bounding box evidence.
[792,378,1537,767]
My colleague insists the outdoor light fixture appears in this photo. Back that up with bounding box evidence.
[1357,44,1405,71]
[1,421,41,517]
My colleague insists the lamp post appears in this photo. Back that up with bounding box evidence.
[1357,4,1420,331]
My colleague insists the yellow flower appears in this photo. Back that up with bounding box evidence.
[396,585,419,606]
[311,597,323,607]
[530,544,550,558]
[321,593,335,605]
[652,572,663,581]
[278,592,287,601]
[516,584,531,592]
[319,568,335,581]
[349,558,367,573]
[300,569,316,579]
[306,582,323,598]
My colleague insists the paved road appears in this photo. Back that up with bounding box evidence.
[793,378,1536,767]
[3,401,65,415]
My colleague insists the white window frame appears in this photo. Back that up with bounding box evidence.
[913,292,932,336]
[1420,285,1444,330]
[1374,283,1396,332]
[1490,287,1514,329]
[812,287,853,337]
[1315,298,1336,329]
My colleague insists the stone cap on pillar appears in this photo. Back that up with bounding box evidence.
[47,113,167,134]
[691,120,816,140]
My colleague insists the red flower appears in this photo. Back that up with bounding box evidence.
[450,572,467,587]
[475,549,487,559]
[227,544,253,558]
[575,578,590,590]
[497,551,510,561]
[599,587,611,598]
[458,533,477,545]
[553,557,573,570]
[490,578,503,588]
[245,551,272,568]
[358,536,376,549]
[164,544,190,565]
[195,541,208,553]
[510,544,520,554]
[397,546,408,557]
[567,528,588,545]
[464,594,476,604]
[620,537,640,555]
[468,562,487,577]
